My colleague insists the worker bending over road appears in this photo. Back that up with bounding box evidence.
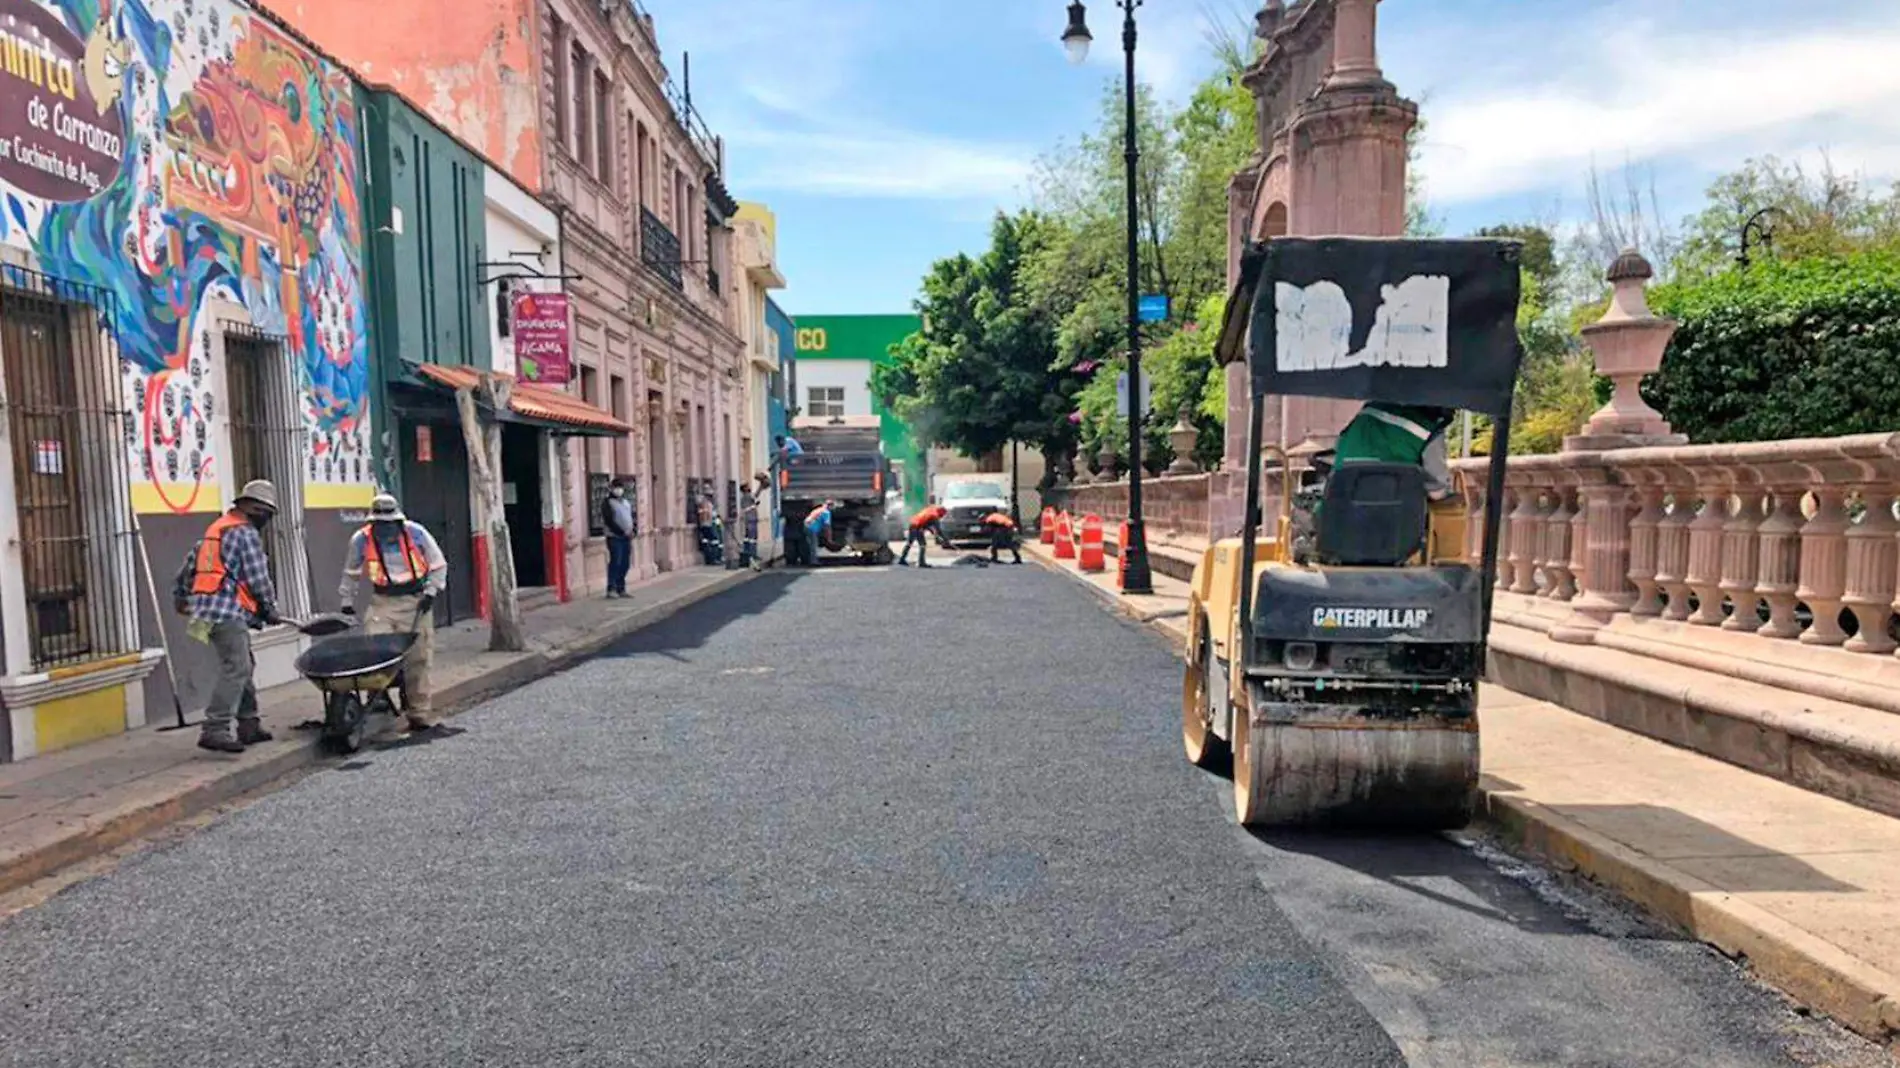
[982,511,1022,565]
[897,500,948,568]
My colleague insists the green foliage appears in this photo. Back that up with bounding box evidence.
[1645,248,1900,443]
[1673,156,1900,281]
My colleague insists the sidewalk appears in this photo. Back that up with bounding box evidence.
[0,566,756,901]
[1025,538,1900,1049]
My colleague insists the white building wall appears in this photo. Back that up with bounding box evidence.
[483,167,563,377]
[794,360,874,418]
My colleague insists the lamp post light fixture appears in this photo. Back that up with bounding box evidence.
[1059,0,1155,596]
[1737,205,1788,269]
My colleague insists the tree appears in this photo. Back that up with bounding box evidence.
[454,377,524,651]
[1672,155,1900,280]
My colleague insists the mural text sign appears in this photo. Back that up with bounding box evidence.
[0,0,126,200]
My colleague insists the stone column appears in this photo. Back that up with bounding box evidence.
[1326,0,1387,90]
[1551,249,1687,644]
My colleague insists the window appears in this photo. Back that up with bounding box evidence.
[571,43,591,163]
[634,121,650,207]
[550,15,568,145]
[223,325,308,600]
[0,278,137,669]
[594,69,613,185]
[807,386,845,418]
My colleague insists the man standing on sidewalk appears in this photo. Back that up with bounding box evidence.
[601,479,635,597]
[172,480,281,754]
[338,493,449,733]
[896,499,947,568]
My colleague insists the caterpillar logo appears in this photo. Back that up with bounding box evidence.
[1312,606,1432,630]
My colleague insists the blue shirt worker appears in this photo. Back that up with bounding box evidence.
[801,500,835,566]
[172,479,281,754]
[339,493,449,733]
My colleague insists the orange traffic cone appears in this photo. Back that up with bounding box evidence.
[1053,511,1076,560]
[1039,506,1056,544]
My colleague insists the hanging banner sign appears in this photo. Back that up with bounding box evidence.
[0,0,127,202]
[512,291,572,385]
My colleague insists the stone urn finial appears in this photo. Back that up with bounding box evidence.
[1167,405,1200,475]
[1567,248,1686,450]
[1097,441,1122,482]
[1255,0,1285,40]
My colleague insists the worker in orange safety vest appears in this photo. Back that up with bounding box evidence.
[897,500,948,568]
[982,511,1022,565]
[339,493,449,733]
[172,480,282,753]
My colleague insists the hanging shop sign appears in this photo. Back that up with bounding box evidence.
[512,290,572,385]
[0,0,127,201]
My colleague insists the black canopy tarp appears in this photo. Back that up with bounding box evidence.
[1225,237,1524,417]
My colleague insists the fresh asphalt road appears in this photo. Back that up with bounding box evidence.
[0,558,1886,1067]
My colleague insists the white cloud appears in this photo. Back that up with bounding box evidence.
[1071,1,1236,103]
[1411,9,1900,207]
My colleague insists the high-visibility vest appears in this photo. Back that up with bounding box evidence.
[910,506,946,530]
[359,523,431,595]
[190,512,259,613]
[981,512,1016,530]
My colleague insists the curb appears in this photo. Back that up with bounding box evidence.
[0,570,757,899]
[1028,543,1900,1049]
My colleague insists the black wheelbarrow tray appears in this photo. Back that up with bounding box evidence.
[292,630,418,754]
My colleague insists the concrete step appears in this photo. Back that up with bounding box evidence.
[517,586,560,614]
[1489,619,1900,823]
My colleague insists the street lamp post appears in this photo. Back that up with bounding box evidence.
[1737,206,1787,269]
[1062,0,1155,595]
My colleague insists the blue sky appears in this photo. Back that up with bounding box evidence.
[643,0,1900,316]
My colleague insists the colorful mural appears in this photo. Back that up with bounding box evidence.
[0,0,371,512]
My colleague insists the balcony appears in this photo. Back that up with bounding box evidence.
[640,207,683,291]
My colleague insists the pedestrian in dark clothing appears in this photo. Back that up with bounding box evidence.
[983,511,1023,565]
[601,480,635,597]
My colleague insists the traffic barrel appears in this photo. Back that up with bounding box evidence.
[1039,506,1057,544]
[1053,511,1076,560]
[1078,514,1106,572]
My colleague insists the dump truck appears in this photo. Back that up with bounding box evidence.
[783,415,897,565]
[1182,236,1524,829]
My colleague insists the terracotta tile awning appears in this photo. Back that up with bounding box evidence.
[414,364,633,437]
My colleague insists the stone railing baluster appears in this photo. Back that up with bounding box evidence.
[1797,485,1851,646]
[1627,480,1668,618]
[1543,483,1579,601]
[1508,478,1546,595]
[1755,487,1805,640]
[1684,469,1731,626]
[1654,476,1696,622]
[1843,489,1898,655]
[1719,477,1765,633]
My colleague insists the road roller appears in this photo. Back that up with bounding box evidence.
[1182,235,1524,829]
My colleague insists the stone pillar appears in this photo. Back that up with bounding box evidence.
[1550,249,1687,643]
[1326,0,1387,90]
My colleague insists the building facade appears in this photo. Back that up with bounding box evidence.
[732,203,785,562]
[260,0,750,591]
[789,315,928,513]
[0,0,377,759]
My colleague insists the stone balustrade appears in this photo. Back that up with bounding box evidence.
[1049,473,1216,543]
[1452,433,1900,654]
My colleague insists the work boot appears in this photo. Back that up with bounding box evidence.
[197,727,244,754]
[237,718,273,745]
[406,713,438,733]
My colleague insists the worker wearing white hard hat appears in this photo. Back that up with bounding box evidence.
[172,479,282,753]
[339,492,449,733]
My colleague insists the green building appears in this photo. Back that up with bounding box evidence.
[789,314,929,512]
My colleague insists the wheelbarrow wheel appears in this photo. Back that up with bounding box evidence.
[321,692,368,755]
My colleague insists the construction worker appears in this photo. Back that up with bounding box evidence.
[982,510,1022,565]
[897,499,948,568]
[1332,402,1457,500]
[339,493,448,733]
[801,499,835,566]
[172,480,281,754]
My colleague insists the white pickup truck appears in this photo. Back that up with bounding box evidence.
[932,475,1011,546]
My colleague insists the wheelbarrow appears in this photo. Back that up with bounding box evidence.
[290,605,426,755]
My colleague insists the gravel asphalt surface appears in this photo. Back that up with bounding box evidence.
[0,558,1886,1066]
